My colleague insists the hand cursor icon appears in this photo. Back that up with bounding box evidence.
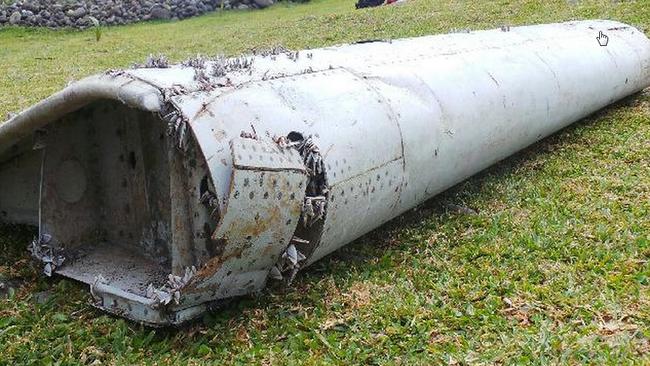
[597,31,609,47]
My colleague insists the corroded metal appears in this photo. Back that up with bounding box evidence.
[0,20,649,326]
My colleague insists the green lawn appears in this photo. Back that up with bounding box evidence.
[1,0,649,364]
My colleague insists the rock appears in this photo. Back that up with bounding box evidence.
[67,7,87,19]
[150,5,171,20]
[9,11,21,25]
[253,0,274,8]
[0,0,285,29]
[183,5,199,17]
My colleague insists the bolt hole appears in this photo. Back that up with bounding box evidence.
[128,152,137,169]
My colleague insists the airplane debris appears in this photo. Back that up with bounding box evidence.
[0,20,648,326]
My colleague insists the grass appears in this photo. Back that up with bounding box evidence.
[0,0,649,364]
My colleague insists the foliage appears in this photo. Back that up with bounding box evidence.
[87,16,101,42]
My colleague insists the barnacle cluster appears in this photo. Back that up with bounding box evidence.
[28,234,65,277]
[135,54,170,69]
[270,132,330,284]
[145,266,197,307]
[251,45,300,61]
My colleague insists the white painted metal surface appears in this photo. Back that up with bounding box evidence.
[0,20,648,325]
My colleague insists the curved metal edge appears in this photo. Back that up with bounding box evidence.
[91,282,209,327]
[0,74,163,159]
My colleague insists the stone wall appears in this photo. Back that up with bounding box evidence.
[0,0,276,29]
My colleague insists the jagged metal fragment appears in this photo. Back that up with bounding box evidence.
[0,20,648,326]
